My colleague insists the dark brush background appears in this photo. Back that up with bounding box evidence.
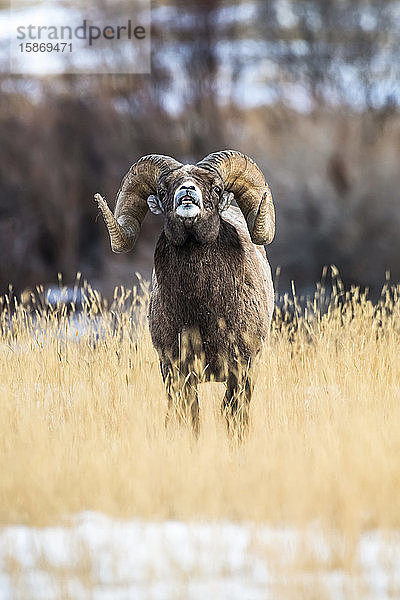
[1,0,399,297]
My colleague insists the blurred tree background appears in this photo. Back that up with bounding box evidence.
[0,0,399,297]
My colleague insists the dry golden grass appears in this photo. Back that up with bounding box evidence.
[0,269,400,541]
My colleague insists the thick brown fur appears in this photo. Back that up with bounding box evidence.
[148,166,274,436]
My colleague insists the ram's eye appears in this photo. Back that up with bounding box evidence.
[213,186,221,196]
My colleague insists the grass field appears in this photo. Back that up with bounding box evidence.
[1,270,400,595]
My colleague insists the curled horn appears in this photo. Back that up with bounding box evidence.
[197,150,275,245]
[95,154,182,252]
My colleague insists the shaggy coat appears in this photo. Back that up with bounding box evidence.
[150,206,273,382]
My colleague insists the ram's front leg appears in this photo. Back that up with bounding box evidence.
[161,362,200,436]
[222,368,254,440]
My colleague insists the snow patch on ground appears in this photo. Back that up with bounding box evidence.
[1,513,400,599]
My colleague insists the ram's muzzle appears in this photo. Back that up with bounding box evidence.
[174,181,203,219]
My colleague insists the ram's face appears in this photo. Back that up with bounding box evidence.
[161,166,224,216]
[147,166,230,245]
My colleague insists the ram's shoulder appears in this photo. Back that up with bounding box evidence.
[222,207,268,258]
[221,206,250,239]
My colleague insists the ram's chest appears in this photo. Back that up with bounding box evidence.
[152,231,247,333]
[163,250,240,320]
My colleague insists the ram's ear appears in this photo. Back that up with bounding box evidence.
[147,194,163,215]
[218,191,234,214]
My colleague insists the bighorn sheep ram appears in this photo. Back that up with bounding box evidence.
[95,150,275,435]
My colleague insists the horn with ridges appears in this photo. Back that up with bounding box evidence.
[95,154,182,252]
[197,150,275,245]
